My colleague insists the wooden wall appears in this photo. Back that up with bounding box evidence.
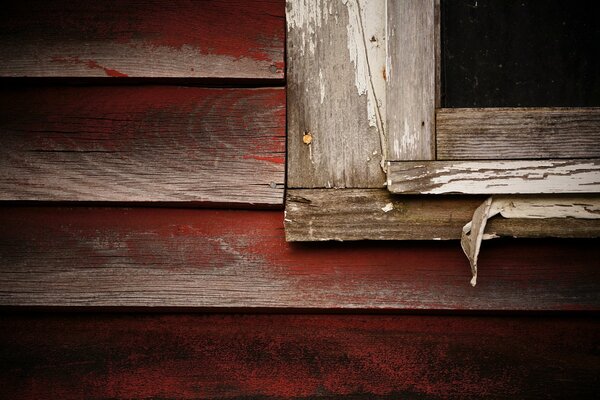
[0,1,598,397]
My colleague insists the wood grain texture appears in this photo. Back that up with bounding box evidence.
[0,86,285,205]
[286,189,600,241]
[286,0,386,188]
[388,159,600,194]
[386,0,436,161]
[1,207,599,310]
[0,314,598,398]
[0,0,284,79]
[437,108,600,160]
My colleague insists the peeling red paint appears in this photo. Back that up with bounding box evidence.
[51,56,128,77]
[85,60,128,77]
[5,1,285,76]
[243,155,285,164]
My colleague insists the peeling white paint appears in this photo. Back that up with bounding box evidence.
[381,202,394,213]
[287,0,329,55]
[319,69,325,104]
[393,160,600,194]
[462,195,600,286]
[341,0,386,132]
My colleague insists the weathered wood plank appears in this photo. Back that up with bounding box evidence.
[1,314,598,398]
[1,207,599,310]
[0,0,284,79]
[386,0,436,161]
[437,108,600,160]
[286,189,600,241]
[0,87,285,205]
[286,0,386,188]
[388,159,600,194]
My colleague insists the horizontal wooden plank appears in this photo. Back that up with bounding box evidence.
[285,189,600,241]
[0,314,598,398]
[0,87,285,205]
[388,159,600,194]
[436,108,600,160]
[1,207,599,310]
[0,0,284,79]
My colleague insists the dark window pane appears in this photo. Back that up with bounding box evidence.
[442,0,600,107]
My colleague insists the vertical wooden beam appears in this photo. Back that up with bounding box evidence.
[386,0,437,161]
[286,0,387,188]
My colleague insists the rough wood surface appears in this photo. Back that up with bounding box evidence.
[388,159,600,194]
[1,314,598,398]
[0,0,284,79]
[0,87,285,205]
[437,108,600,160]
[386,0,436,161]
[286,0,386,188]
[1,207,599,310]
[286,189,600,241]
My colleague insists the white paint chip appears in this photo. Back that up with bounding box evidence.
[381,202,394,213]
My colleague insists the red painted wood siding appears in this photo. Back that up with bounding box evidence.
[0,0,285,79]
[1,207,599,310]
[0,1,598,398]
[0,87,285,205]
[0,313,597,398]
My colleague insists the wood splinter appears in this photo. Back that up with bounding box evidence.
[462,195,600,286]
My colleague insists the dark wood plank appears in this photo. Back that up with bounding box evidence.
[0,0,285,79]
[0,314,598,398]
[0,87,285,205]
[286,0,386,188]
[387,159,600,194]
[1,207,599,310]
[386,0,437,161]
[286,189,600,241]
[437,108,600,160]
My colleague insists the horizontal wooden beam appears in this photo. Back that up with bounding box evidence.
[436,108,600,160]
[1,314,597,398]
[285,189,600,241]
[2,207,598,310]
[0,0,284,79]
[0,87,285,206]
[387,159,600,194]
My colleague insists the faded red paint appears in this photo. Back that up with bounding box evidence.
[0,314,597,398]
[243,155,285,164]
[85,60,128,77]
[0,208,598,311]
[0,86,285,155]
[51,56,128,77]
[4,1,285,77]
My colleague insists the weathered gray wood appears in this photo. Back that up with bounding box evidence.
[386,0,436,161]
[434,0,441,108]
[286,0,386,188]
[0,87,285,205]
[0,0,285,79]
[285,189,600,241]
[388,159,600,195]
[437,108,600,160]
